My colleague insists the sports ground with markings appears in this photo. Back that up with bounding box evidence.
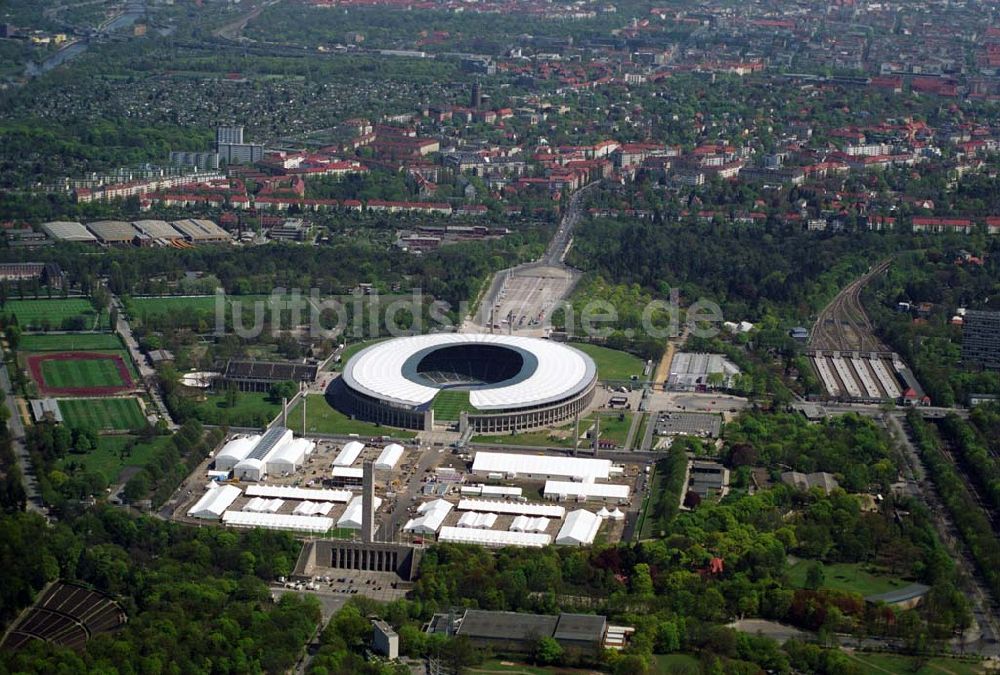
[27,352,135,396]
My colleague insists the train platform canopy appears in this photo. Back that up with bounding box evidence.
[555,510,602,546]
[188,484,242,519]
[472,451,611,481]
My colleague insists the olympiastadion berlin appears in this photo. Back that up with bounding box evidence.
[337,334,598,433]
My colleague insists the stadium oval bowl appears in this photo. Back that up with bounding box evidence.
[338,334,597,433]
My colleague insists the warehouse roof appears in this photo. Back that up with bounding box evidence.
[132,219,184,240]
[41,221,97,242]
[170,218,231,242]
[457,610,559,641]
[86,220,138,243]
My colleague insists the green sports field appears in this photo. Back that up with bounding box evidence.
[40,357,128,389]
[0,298,105,330]
[432,390,477,421]
[19,333,123,352]
[57,398,147,431]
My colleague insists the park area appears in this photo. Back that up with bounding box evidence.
[474,412,634,449]
[569,342,647,382]
[190,391,282,428]
[785,560,909,597]
[27,352,134,396]
[57,398,147,431]
[0,298,107,330]
[57,435,173,484]
[286,394,416,439]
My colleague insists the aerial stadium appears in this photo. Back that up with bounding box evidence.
[337,334,598,433]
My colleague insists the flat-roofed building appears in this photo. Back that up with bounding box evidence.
[170,218,232,243]
[86,220,139,246]
[40,221,98,244]
[132,219,185,244]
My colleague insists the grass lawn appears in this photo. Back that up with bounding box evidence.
[1,298,105,330]
[125,294,269,328]
[475,427,578,449]
[570,342,646,382]
[637,464,668,540]
[432,390,477,421]
[286,395,416,439]
[19,333,122,352]
[192,391,282,428]
[58,435,173,484]
[467,660,555,675]
[41,357,127,389]
[634,412,650,449]
[786,560,909,597]
[654,654,701,673]
[58,397,147,431]
[846,652,985,675]
[584,411,633,447]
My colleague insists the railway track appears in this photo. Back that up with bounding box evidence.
[809,259,891,353]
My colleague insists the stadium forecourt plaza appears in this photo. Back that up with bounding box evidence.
[338,334,598,433]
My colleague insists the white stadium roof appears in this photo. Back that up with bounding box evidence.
[555,510,602,546]
[457,498,565,518]
[222,510,333,533]
[245,485,352,502]
[188,484,242,519]
[543,480,630,502]
[472,452,611,481]
[341,334,596,411]
[438,526,551,548]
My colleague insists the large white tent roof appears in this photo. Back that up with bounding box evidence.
[222,510,333,533]
[293,501,334,516]
[457,498,565,518]
[245,484,352,502]
[374,443,404,470]
[472,452,611,481]
[333,440,364,467]
[342,334,596,411]
[543,480,630,501]
[215,435,262,470]
[337,495,384,529]
[187,484,242,519]
[509,515,550,533]
[457,511,498,529]
[438,527,551,548]
[243,497,284,513]
[403,499,453,534]
[555,509,602,546]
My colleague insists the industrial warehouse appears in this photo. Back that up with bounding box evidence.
[337,334,598,432]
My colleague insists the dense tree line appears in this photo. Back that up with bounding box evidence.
[907,411,1000,601]
[0,508,316,673]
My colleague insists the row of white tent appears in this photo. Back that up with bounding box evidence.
[243,497,284,513]
[457,511,498,529]
[214,429,316,481]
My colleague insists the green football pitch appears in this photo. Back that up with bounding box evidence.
[57,398,147,431]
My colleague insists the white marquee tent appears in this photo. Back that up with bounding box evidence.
[438,527,551,548]
[187,484,242,519]
[337,495,384,529]
[555,509,602,546]
[403,499,453,534]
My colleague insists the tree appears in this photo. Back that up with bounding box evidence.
[805,562,825,590]
[532,636,563,666]
[269,380,298,403]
